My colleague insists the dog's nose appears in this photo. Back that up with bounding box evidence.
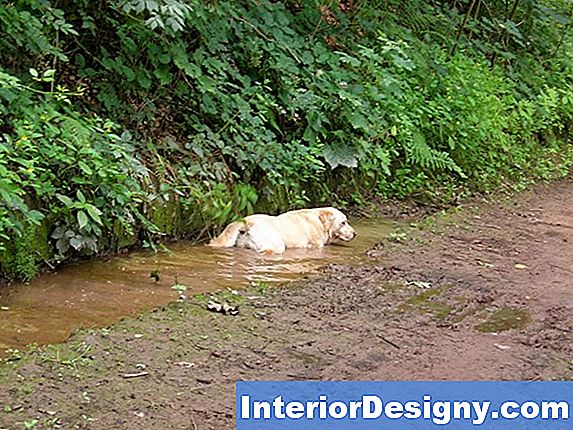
[352,231,357,238]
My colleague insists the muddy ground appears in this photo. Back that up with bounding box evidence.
[1,179,572,429]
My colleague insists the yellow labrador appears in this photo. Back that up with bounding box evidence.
[207,207,357,254]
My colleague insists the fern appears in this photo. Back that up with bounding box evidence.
[402,131,464,176]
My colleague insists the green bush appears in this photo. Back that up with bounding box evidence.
[0,70,154,263]
[0,0,572,280]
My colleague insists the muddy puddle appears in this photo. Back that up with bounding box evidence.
[0,218,397,356]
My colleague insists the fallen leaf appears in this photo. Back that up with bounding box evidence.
[477,260,495,268]
[207,300,239,316]
[514,263,528,270]
[408,280,432,289]
[206,300,222,313]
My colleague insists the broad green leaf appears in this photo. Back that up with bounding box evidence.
[27,210,45,224]
[78,161,93,175]
[56,194,73,207]
[70,236,83,250]
[322,143,358,169]
[77,210,89,230]
[85,204,103,225]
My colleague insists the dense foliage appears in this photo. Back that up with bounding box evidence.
[1,0,572,280]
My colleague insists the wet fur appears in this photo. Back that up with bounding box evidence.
[207,207,356,254]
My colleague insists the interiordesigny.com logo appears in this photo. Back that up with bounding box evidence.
[236,381,572,430]
[240,394,568,424]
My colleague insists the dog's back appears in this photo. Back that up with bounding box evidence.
[207,221,245,247]
[207,215,274,248]
[207,208,355,254]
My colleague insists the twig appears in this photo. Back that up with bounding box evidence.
[483,224,502,230]
[122,371,149,379]
[450,0,478,58]
[532,220,573,230]
[51,31,59,94]
[468,0,483,40]
[377,334,400,349]
[189,412,198,430]
[36,251,56,270]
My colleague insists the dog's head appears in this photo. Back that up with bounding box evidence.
[319,207,357,242]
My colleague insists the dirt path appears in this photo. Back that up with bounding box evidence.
[1,179,572,429]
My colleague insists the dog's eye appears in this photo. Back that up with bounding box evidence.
[341,220,347,226]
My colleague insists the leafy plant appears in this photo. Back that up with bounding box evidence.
[0,0,572,280]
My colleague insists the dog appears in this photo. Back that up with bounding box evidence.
[207,207,357,254]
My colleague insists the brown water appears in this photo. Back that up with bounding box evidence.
[0,219,396,356]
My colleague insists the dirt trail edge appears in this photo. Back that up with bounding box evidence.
[1,180,573,430]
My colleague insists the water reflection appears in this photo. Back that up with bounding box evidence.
[0,218,395,355]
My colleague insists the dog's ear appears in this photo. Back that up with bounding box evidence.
[319,209,335,232]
